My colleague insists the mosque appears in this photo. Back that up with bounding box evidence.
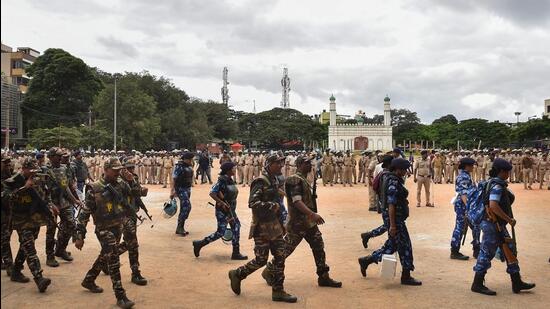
[327,95,393,151]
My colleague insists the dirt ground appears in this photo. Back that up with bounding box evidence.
[2,166,549,308]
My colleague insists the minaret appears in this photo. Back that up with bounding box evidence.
[384,94,391,126]
[329,94,336,126]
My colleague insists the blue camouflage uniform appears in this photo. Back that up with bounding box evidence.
[173,161,194,230]
[203,175,241,247]
[451,170,480,250]
[370,173,414,271]
[473,179,520,275]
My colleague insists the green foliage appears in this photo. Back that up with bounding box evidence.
[238,108,326,148]
[511,118,550,144]
[432,114,458,125]
[22,49,103,130]
[94,77,161,150]
[159,105,213,149]
[29,126,82,149]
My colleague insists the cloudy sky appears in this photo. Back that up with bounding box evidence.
[2,0,549,123]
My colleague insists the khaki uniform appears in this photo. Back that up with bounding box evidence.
[537,156,549,189]
[333,156,343,184]
[162,156,174,187]
[432,155,444,184]
[288,156,297,176]
[367,158,378,210]
[142,156,152,184]
[475,154,485,182]
[522,155,534,189]
[483,157,493,178]
[351,156,357,184]
[243,154,254,186]
[414,158,431,206]
[343,155,353,186]
[358,156,369,184]
[445,155,454,183]
[321,154,334,186]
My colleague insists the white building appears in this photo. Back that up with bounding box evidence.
[545,98,549,117]
[327,94,393,151]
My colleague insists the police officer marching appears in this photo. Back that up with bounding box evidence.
[171,152,195,236]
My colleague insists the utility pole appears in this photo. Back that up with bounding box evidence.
[280,67,290,108]
[114,77,117,152]
[253,99,256,114]
[221,67,229,105]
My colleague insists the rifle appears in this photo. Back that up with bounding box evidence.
[461,215,469,246]
[312,166,318,213]
[136,197,154,227]
[208,192,235,223]
[103,183,144,225]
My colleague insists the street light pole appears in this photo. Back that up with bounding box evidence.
[114,77,117,152]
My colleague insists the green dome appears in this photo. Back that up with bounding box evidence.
[384,95,390,102]
[330,94,336,101]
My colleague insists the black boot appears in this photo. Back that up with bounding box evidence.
[450,248,469,260]
[272,289,298,303]
[55,249,74,261]
[318,272,342,288]
[360,232,371,249]
[358,255,376,277]
[175,222,185,235]
[46,255,59,267]
[5,263,13,277]
[228,269,242,295]
[231,247,248,260]
[82,279,104,293]
[131,270,148,286]
[192,240,207,257]
[471,272,497,295]
[400,270,422,286]
[511,272,535,293]
[10,268,30,283]
[34,276,51,293]
[116,294,135,309]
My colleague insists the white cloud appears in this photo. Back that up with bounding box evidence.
[1,0,549,123]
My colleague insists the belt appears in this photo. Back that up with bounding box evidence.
[418,175,429,177]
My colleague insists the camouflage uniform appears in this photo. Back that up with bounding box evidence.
[233,170,287,291]
[76,167,134,305]
[1,157,14,269]
[3,162,53,292]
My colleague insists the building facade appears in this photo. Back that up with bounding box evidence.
[327,95,393,151]
[545,98,550,117]
[1,43,39,93]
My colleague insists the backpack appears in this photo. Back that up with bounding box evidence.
[466,179,494,226]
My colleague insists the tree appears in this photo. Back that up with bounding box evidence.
[432,114,458,125]
[29,126,82,149]
[511,118,550,145]
[159,105,212,149]
[188,99,237,140]
[94,77,160,150]
[124,71,189,111]
[22,48,103,131]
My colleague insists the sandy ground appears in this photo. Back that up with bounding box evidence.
[2,167,550,309]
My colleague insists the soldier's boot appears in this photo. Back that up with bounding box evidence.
[261,266,273,286]
[272,290,298,303]
[360,232,371,249]
[318,272,342,288]
[0,261,5,270]
[473,246,480,259]
[46,255,59,267]
[510,273,535,293]
[55,249,74,262]
[34,276,51,293]
[471,272,496,295]
[81,279,104,293]
[116,294,135,309]
[192,239,207,257]
[228,269,242,295]
[5,262,13,277]
[231,246,248,260]
[450,248,469,260]
[358,255,376,277]
[175,223,185,235]
[131,270,148,286]
[400,270,422,286]
[10,268,30,283]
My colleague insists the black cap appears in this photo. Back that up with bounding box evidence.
[459,157,476,167]
[390,158,411,170]
[295,155,312,166]
[220,162,236,174]
[493,158,513,171]
[181,152,195,160]
[381,155,393,168]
